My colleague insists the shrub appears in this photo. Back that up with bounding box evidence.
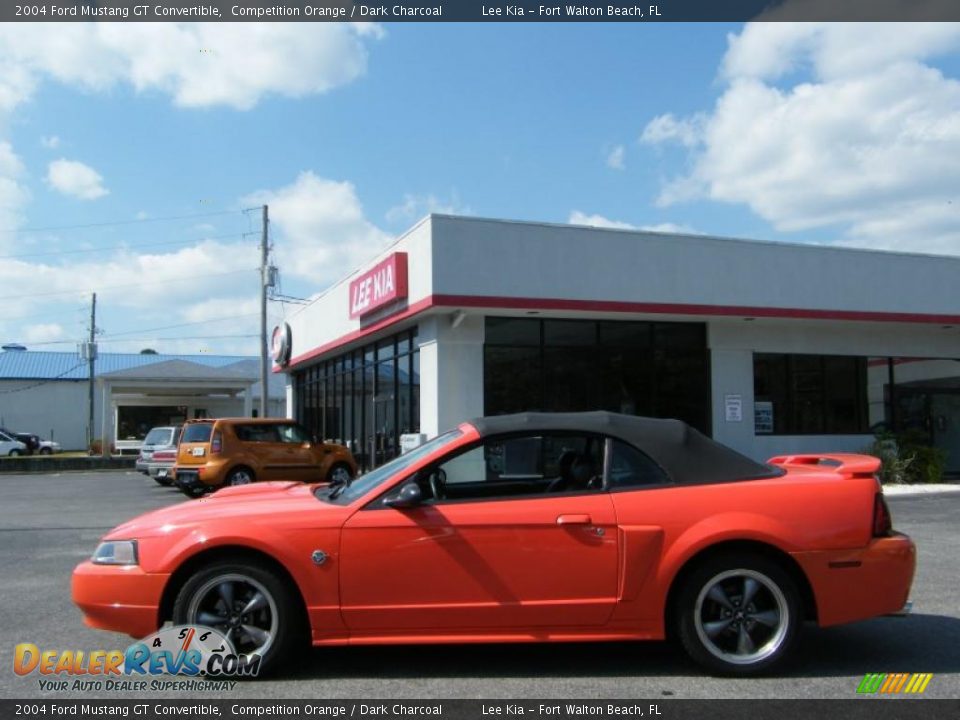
[864,430,947,485]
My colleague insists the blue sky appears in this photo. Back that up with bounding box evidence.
[1,22,958,356]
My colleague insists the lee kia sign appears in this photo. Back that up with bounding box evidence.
[349,252,409,319]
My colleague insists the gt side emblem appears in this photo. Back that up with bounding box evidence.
[311,550,328,566]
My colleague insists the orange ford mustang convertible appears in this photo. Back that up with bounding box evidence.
[73,412,915,676]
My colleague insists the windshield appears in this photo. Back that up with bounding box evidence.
[143,428,173,446]
[317,429,464,504]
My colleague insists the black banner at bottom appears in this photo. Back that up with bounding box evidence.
[3,700,959,720]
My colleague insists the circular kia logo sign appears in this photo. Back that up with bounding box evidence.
[271,323,291,366]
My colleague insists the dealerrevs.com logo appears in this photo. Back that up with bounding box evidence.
[13,626,260,692]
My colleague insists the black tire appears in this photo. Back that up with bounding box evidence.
[38,447,52,456]
[675,552,801,676]
[179,484,207,499]
[172,559,305,677]
[326,462,353,484]
[153,475,174,486]
[8,449,20,457]
[226,467,255,486]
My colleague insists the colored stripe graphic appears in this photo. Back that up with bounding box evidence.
[857,673,933,694]
[857,673,886,693]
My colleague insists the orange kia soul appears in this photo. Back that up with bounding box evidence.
[173,418,357,498]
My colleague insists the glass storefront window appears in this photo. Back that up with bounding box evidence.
[753,353,868,435]
[292,328,419,472]
[484,317,710,434]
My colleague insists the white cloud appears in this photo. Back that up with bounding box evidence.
[0,23,382,112]
[0,142,29,250]
[640,113,704,148]
[46,159,109,200]
[639,222,700,234]
[245,171,392,285]
[642,23,960,254]
[385,192,470,225]
[23,323,64,344]
[568,211,699,235]
[40,135,60,149]
[568,211,636,230]
[606,145,626,170]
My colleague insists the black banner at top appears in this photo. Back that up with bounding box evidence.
[4,0,960,23]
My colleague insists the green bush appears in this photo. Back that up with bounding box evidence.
[864,430,947,485]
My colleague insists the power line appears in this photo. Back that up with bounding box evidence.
[0,210,242,236]
[2,233,251,261]
[0,268,255,301]
[99,312,260,338]
[98,334,259,343]
[0,361,88,395]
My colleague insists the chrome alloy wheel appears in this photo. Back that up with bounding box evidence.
[693,568,789,666]
[186,574,279,657]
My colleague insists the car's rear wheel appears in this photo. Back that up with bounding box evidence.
[172,560,304,676]
[179,484,207,499]
[675,553,800,676]
[227,467,255,486]
[326,462,353,485]
[153,475,174,486]
[38,447,52,456]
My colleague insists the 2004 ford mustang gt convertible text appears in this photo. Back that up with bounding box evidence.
[73,412,915,676]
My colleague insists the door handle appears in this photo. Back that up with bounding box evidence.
[556,514,592,525]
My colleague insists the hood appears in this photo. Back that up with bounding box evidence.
[104,481,348,540]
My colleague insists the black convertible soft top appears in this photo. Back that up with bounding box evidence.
[468,411,781,485]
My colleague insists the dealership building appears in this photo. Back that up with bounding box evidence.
[277,215,960,474]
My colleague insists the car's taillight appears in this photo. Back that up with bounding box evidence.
[211,431,222,454]
[873,492,892,537]
[153,450,175,461]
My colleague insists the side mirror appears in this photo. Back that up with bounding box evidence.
[384,483,422,509]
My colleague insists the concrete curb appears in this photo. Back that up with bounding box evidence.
[883,483,960,496]
[0,456,136,474]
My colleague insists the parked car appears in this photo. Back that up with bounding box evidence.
[135,425,183,484]
[146,448,177,486]
[172,418,357,498]
[36,439,60,455]
[0,427,39,455]
[73,412,915,677]
[0,430,27,457]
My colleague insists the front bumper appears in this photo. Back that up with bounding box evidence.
[793,532,916,627]
[71,561,169,639]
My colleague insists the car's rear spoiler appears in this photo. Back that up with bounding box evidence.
[767,453,881,479]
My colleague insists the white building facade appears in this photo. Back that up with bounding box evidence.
[279,216,960,474]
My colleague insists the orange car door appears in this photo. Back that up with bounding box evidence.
[339,437,619,632]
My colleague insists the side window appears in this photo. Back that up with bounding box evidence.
[607,440,670,488]
[234,424,280,443]
[425,433,605,502]
[277,424,311,443]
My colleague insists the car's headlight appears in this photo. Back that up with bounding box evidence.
[91,540,138,565]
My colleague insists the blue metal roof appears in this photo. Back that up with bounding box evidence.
[0,350,254,381]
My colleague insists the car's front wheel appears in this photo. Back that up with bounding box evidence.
[172,560,304,676]
[8,449,20,457]
[38,447,52,456]
[675,553,800,676]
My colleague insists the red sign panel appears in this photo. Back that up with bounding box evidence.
[349,252,409,319]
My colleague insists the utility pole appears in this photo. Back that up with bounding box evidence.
[259,205,269,418]
[87,293,97,452]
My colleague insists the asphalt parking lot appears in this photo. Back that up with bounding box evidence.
[0,470,957,700]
